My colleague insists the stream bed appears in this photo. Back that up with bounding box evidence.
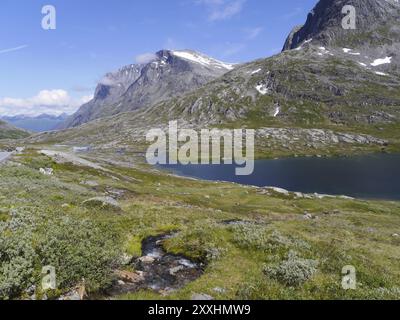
[105,233,204,297]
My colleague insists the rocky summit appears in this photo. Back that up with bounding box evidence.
[60,50,235,129]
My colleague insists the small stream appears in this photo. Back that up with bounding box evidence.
[105,233,203,297]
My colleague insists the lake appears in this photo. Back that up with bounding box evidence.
[159,153,400,200]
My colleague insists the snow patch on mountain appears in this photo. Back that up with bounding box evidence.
[371,56,392,66]
[172,51,234,70]
[256,84,268,95]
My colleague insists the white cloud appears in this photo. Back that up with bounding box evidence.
[0,45,28,55]
[0,90,93,116]
[196,0,246,21]
[98,76,117,86]
[135,52,157,64]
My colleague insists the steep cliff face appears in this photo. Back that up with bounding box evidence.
[60,50,235,129]
[283,0,400,52]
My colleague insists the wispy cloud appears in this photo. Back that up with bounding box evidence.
[135,53,157,64]
[196,0,246,22]
[244,27,263,40]
[0,45,28,55]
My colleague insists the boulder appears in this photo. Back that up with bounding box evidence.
[83,196,121,210]
[115,270,145,283]
[169,266,185,275]
[191,293,214,301]
[138,256,155,264]
[39,168,53,175]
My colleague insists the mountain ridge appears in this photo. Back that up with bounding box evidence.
[59,49,236,129]
[30,0,400,157]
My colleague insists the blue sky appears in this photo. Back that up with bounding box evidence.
[0,0,317,116]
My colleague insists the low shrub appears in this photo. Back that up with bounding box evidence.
[264,251,318,287]
[38,218,121,292]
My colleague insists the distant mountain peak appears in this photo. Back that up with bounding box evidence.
[60,49,236,129]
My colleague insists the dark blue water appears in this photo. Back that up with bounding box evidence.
[160,153,400,200]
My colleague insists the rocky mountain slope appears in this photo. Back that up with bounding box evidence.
[29,0,400,157]
[0,120,30,140]
[60,50,235,129]
[138,0,400,127]
[283,0,400,72]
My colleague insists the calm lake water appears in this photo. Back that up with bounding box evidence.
[160,153,400,200]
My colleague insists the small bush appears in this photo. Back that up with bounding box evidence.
[232,224,310,254]
[38,218,121,292]
[0,231,36,299]
[264,251,318,287]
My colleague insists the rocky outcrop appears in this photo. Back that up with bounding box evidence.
[282,0,400,73]
[256,128,388,146]
[283,0,400,51]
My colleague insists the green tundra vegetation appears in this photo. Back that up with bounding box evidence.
[0,147,399,300]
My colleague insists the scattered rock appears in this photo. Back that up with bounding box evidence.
[80,180,99,187]
[159,287,176,296]
[58,290,81,301]
[58,283,87,301]
[25,285,36,296]
[392,233,399,238]
[39,168,53,176]
[120,253,133,265]
[213,287,226,294]
[303,212,313,220]
[106,187,126,199]
[266,187,290,196]
[115,270,145,283]
[169,266,185,275]
[191,293,214,301]
[138,256,156,264]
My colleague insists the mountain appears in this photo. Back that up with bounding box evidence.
[1,113,68,132]
[139,0,400,127]
[282,0,400,69]
[60,50,235,129]
[0,120,30,140]
[30,0,400,156]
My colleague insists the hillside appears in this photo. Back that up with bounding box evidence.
[0,120,30,140]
